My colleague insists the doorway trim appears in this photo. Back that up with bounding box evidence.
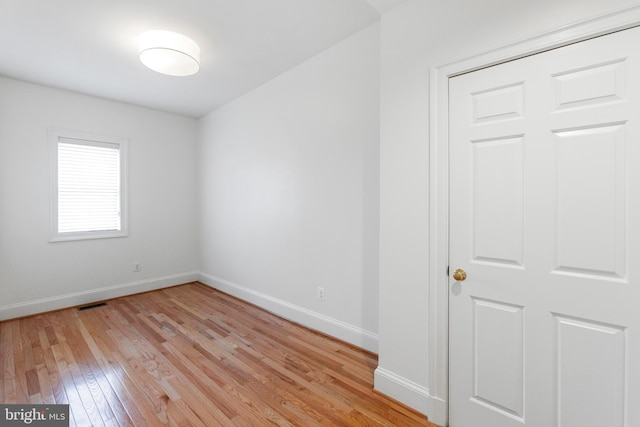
[427,5,640,426]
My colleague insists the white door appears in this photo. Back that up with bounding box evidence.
[449,27,640,427]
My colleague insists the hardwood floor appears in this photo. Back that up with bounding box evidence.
[1,283,438,426]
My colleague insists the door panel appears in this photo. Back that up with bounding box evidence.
[554,314,626,427]
[472,298,525,420]
[554,123,626,279]
[472,136,524,267]
[449,27,640,427]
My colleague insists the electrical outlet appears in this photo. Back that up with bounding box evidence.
[134,261,141,272]
[317,286,326,301]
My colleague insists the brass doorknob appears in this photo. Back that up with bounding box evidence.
[453,269,467,281]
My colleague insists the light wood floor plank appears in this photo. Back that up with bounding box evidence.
[0,282,438,426]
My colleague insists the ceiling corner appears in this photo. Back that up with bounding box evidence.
[363,0,408,14]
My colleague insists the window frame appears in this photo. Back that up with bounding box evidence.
[49,128,128,242]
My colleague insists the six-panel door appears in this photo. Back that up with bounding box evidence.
[449,26,640,427]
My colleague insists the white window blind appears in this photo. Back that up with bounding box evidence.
[58,138,121,233]
[50,130,127,242]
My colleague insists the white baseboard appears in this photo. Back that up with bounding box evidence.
[374,367,447,427]
[198,272,379,353]
[0,272,199,321]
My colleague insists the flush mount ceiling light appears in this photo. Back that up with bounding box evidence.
[139,30,200,76]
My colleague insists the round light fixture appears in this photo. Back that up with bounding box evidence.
[139,30,200,76]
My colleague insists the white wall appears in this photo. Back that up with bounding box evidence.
[376,0,639,424]
[198,24,380,351]
[0,77,199,319]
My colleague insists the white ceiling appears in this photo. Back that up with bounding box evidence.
[0,0,405,118]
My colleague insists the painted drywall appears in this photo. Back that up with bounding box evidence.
[198,24,380,351]
[376,0,639,423]
[0,77,199,319]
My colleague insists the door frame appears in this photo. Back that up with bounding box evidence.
[427,5,640,426]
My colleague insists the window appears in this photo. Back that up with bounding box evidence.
[49,129,128,242]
